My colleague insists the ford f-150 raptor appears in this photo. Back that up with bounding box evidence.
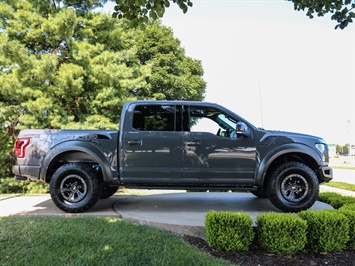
[12,100,333,213]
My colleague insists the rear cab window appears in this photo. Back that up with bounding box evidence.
[132,105,178,131]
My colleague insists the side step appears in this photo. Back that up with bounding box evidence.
[14,175,27,181]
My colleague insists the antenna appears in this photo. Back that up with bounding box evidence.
[258,81,264,129]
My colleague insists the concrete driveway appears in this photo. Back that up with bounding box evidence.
[1,191,333,239]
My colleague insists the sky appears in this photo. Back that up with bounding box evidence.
[103,1,354,145]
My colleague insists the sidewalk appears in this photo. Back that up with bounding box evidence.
[0,195,119,217]
[320,185,355,197]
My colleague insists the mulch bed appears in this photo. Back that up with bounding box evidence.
[183,235,355,266]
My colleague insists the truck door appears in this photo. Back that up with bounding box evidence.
[120,104,184,184]
[182,105,257,184]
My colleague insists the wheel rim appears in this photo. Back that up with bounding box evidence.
[60,175,88,203]
[281,174,309,202]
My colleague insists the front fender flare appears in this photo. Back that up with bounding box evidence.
[255,143,321,187]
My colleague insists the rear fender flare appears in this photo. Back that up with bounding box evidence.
[40,141,114,183]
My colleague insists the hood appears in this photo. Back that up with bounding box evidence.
[260,129,327,144]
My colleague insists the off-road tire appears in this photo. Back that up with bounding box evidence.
[268,161,319,212]
[50,163,102,213]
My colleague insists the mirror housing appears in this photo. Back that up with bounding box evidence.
[236,122,251,138]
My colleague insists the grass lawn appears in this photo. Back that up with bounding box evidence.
[323,181,355,192]
[0,216,232,266]
[332,166,355,170]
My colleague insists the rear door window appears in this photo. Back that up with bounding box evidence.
[132,105,176,131]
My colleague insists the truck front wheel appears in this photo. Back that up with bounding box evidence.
[50,163,102,213]
[268,161,319,212]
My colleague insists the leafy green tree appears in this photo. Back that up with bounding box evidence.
[30,0,108,13]
[288,0,355,29]
[0,128,14,177]
[112,0,193,25]
[336,144,350,154]
[134,22,205,100]
[112,0,354,29]
[0,0,206,176]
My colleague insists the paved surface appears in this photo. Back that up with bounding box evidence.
[332,169,355,184]
[0,195,119,217]
[113,192,333,239]
[1,191,334,239]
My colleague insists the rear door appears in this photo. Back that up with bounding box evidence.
[120,103,184,184]
[182,104,257,184]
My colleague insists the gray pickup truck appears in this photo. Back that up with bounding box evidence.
[12,100,333,213]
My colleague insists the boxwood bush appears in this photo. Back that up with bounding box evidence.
[339,203,355,211]
[338,207,355,249]
[318,192,355,209]
[203,193,355,254]
[257,213,307,255]
[0,177,49,194]
[205,210,254,252]
[298,210,350,252]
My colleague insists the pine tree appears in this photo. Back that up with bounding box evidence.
[0,0,206,176]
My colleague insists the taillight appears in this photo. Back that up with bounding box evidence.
[15,138,30,158]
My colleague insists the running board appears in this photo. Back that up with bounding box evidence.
[14,175,27,181]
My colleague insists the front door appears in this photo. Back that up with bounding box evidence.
[182,105,257,184]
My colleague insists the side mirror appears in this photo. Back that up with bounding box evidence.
[236,122,251,138]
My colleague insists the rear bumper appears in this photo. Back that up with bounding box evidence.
[319,166,333,183]
[12,165,41,181]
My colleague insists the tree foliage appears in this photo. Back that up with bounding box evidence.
[112,0,193,25]
[336,144,350,154]
[0,0,206,176]
[135,22,205,100]
[288,0,355,29]
[112,0,354,29]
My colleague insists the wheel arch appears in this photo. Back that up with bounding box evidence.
[256,144,321,187]
[40,141,114,184]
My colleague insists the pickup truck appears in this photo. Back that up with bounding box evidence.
[12,100,333,213]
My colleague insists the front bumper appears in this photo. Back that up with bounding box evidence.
[319,166,333,183]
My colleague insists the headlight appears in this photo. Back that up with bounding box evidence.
[315,143,329,163]
[315,143,325,153]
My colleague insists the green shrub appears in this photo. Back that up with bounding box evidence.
[339,203,355,211]
[298,210,350,252]
[205,210,254,252]
[318,192,355,209]
[0,177,49,194]
[0,129,15,178]
[257,213,307,255]
[337,209,355,249]
[318,192,340,203]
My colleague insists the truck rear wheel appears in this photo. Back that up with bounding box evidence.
[50,163,102,213]
[268,161,319,212]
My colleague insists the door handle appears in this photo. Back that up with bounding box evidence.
[186,141,200,146]
[127,140,142,145]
